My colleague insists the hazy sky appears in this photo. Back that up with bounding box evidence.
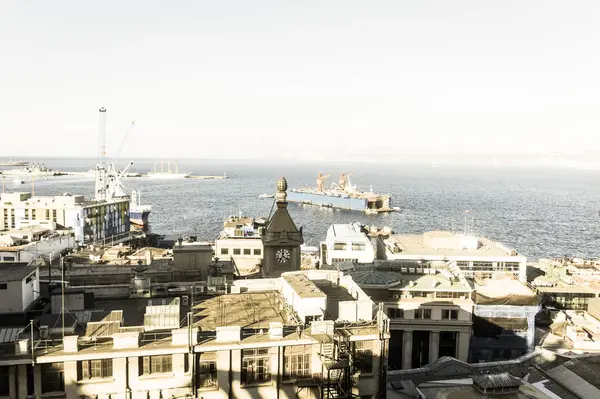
[1,1,599,160]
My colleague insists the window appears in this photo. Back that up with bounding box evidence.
[26,273,36,284]
[25,209,29,218]
[0,366,8,396]
[79,359,113,380]
[243,248,251,255]
[415,309,431,319]
[45,209,50,220]
[355,341,373,374]
[351,243,366,251]
[220,248,229,255]
[140,355,172,375]
[253,248,262,256]
[333,242,347,250]
[3,256,14,262]
[387,308,404,319]
[233,248,241,255]
[241,348,270,385]
[52,209,57,221]
[284,345,311,380]
[0,284,7,290]
[198,359,217,388]
[32,209,36,218]
[442,309,459,320]
[41,362,64,393]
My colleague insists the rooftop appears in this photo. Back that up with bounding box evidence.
[0,262,35,282]
[284,274,326,298]
[192,292,296,330]
[383,231,523,259]
[329,223,368,240]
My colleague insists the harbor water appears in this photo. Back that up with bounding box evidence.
[2,157,600,261]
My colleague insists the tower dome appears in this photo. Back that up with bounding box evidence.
[276,177,288,202]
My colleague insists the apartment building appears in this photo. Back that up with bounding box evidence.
[0,270,389,399]
[377,230,527,282]
[0,192,130,245]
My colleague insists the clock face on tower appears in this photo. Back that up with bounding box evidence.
[276,248,291,263]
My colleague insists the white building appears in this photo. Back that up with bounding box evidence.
[0,192,130,245]
[321,223,375,266]
[214,216,266,275]
[0,262,39,313]
[377,231,527,282]
[0,270,389,399]
[0,233,75,263]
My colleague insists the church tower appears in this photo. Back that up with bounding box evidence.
[261,177,304,277]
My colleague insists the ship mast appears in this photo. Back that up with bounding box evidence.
[95,107,108,201]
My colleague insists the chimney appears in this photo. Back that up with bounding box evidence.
[63,335,79,353]
[216,326,241,343]
[269,322,283,339]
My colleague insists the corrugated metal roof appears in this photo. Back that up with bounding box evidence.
[0,327,23,343]
[471,372,521,389]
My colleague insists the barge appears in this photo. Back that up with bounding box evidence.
[287,172,397,213]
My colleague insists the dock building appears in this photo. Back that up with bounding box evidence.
[376,230,527,282]
[0,270,389,399]
[0,192,130,245]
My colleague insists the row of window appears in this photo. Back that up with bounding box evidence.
[333,242,367,251]
[220,248,262,256]
[387,308,459,320]
[10,345,375,394]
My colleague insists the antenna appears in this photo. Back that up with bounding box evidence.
[98,107,107,165]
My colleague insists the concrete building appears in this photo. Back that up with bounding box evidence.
[0,234,75,263]
[171,239,213,273]
[0,262,39,314]
[0,192,130,245]
[377,230,527,282]
[0,270,389,399]
[532,257,600,310]
[540,298,600,353]
[214,216,266,275]
[352,266,474,370]
[321,223,375,266]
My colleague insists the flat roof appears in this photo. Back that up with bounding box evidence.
[384,232,524,259]
[284,274,326,298]
[476,279,535,297]
[192,292,296,330]
[0,262,35,283]
[397,273,473,291]
[330,224,367,240]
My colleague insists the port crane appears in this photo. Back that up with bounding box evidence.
[316,172,331,191]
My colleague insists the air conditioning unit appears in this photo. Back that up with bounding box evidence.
[39,326,49,339]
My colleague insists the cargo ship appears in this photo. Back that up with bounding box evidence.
[287,173,398,213]
[130,190,151,226]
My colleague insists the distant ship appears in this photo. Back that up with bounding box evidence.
[147,161,191,179]
[287,172,397,213]
[0,162,62,176]
[0,158,28,167]
[130,190,151,226]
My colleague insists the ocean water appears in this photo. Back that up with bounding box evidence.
[3,157,600,261]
